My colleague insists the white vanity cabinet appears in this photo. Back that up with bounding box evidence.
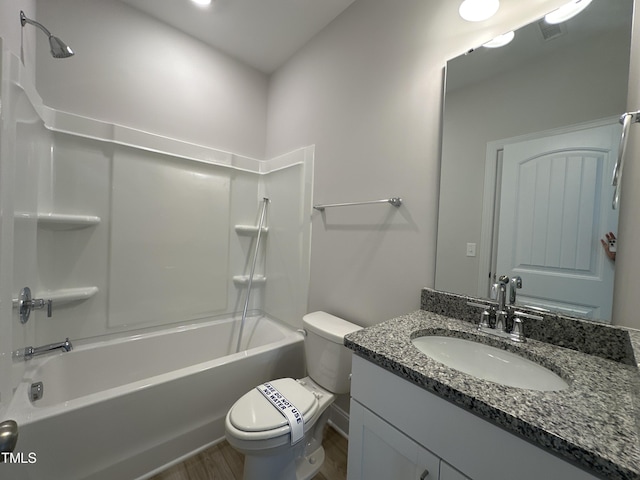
[348,399,468,480]
[347,355,600,480]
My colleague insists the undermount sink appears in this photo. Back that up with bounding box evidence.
[411,335,569,391]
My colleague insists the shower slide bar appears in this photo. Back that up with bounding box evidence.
[612,110,640,209]
[235,197,270,353]
[313,197,402,211]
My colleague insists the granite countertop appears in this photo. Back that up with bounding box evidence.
[344,309,640,480]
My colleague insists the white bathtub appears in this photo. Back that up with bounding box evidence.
[3,314,305,480]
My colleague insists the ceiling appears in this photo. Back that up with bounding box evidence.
[119,0,357,74]
[446,0,632,92]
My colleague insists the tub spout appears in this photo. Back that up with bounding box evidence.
[16,338,73,361]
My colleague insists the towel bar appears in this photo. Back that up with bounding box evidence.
[313,197,402,211]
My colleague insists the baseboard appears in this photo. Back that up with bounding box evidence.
[327,403,350,439]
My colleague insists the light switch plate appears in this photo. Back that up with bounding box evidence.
[466,243,476,257]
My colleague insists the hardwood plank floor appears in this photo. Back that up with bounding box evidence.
[151,426,348,480]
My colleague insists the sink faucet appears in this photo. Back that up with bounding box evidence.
[468,275,541,343]
[494,276,509,333]
[14,338,73,361]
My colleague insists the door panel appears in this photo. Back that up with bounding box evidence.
[496,124,619,320]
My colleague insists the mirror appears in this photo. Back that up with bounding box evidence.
[435,0,633,323]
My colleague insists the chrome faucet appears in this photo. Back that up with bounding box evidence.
[14,338,73,361]
[492,276,509,333]
[468,275,541,343]
[509,276,522,305]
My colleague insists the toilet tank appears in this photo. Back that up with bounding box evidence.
[302,311,362,394]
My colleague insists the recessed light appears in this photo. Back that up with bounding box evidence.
[482,31,515,48]
[545,0,592,24]
[191,0,211,6]
[459,0,500,22]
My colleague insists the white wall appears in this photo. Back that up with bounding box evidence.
[613,6,640,329]
[265,0,571,327]
[34,0,269,159]
[0,0,36,77]
[436,29,629,297]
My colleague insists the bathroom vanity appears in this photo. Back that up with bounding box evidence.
[344,290,640,480]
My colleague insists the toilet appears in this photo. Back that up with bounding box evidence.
[224,311,362,480]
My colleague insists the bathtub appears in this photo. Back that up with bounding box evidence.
[3,314,305,480]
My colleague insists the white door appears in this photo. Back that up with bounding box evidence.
[496,123,619,320]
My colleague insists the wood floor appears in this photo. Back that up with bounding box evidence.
[150,426,348,480]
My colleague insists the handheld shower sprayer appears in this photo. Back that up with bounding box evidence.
[20,11,74,59]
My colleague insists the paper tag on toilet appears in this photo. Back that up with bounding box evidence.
[256,382,305,445]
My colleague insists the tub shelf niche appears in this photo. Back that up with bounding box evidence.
[234,225,269,236]
[233,275,267,287]
[37,213,101,230]
[12,286,99,308]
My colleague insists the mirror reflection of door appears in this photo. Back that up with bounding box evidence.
[493,122,619,320]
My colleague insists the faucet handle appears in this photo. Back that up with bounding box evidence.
[508,311,543,343]
[513,311,543,321]
[32,298,53,317]
[510,316,526,343]
[17,287,53,323]
[466,301,494,329]
[467,301,494,309]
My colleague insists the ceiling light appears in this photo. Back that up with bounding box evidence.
[482,31,515,48]
[191,0,211,6]
[544,0,592,24]
[459,0,500,22]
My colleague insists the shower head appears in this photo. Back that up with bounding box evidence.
[48,36,74,59]
[20,11,74,59]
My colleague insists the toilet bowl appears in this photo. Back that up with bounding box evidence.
[224,311,361,480]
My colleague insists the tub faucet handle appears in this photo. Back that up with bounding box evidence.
[32,298,53,317]
[18,287,53,323]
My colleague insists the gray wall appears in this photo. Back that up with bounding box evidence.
[0,0,36,78]
[10,0,640,329]
[265,0,574,326]
[34,0,269,159]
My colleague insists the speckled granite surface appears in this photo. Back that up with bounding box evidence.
[421,288,637,365]
[345,310,640,480]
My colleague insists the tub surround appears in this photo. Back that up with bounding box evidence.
[344,289,640,480]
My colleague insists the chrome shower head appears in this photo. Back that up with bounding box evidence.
[48,36,74,59]
[20,11,74,59]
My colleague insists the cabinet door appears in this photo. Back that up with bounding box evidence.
[348,400,439,480]
[440,461,471,480]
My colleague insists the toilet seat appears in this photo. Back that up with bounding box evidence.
[228,378,319,440]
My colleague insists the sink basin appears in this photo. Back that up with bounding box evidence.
[411,335,568,391]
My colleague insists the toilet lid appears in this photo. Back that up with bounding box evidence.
[229,378,318,433]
